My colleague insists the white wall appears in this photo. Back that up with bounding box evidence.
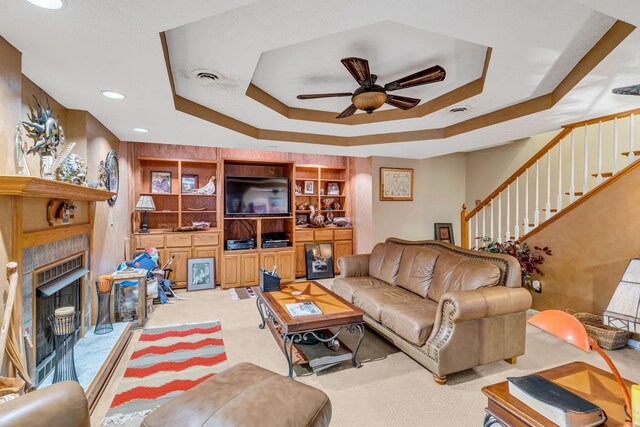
[370,153,466,245]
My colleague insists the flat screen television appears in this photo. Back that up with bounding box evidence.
[225,176,290,216]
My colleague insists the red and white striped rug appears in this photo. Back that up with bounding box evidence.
[103,321,227,426]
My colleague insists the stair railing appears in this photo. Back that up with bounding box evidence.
[461,107,640,249]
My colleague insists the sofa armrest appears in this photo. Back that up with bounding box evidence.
[0,381,90,427]
[440,286,532,324]
[337,254,370,278]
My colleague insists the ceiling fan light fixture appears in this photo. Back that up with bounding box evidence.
[26,0,65,9]
[352,90,387,112]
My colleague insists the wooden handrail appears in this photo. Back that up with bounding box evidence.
[561,107,640,129]
[465,127,572,219]
[0,262,18,369]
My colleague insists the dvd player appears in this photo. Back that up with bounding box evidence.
[262,240,290,249]
[226,238,256,250]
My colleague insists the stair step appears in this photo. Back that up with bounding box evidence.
[621,150,640,157]
[564,191,584,196]
[590,172,613,178]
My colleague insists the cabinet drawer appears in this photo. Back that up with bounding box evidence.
[137,234,165,249]
[193,233,220,247]
[295,230,314,242]
[166,234,192,247]
[314,229,333,241]
[333,228,353,241]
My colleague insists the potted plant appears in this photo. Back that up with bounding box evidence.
[476,237,552,289]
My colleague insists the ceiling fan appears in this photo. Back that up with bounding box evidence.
[612,84,640,96]
[297,57,446,119]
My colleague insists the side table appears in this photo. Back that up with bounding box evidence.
[482,361,634,426]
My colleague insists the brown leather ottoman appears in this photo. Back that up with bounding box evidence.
[142,362,332,427]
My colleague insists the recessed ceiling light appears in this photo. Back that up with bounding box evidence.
[101,90,126,100]
[133,128,149,133]
[26,0,65,9]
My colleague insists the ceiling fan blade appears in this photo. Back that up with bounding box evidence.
[341,57,372,87]
[612,84,640,95]
[297,92,353,100]
[384,65,446,91]
[385,95,420,110]
[336,104,357,119]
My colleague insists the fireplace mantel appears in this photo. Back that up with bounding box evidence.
[0,176,114,201]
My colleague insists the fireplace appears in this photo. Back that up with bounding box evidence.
[33,254,87,384]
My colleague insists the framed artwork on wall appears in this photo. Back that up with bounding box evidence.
[151,171,172,194]
[304,243,334,280]
[380,167,413,201]
[434,223,454,244]
[304,180,315,194]
[187,257,215,291]
[181,174,199,193]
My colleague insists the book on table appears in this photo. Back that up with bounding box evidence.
[285,302,322,317]
[508,375,607,427]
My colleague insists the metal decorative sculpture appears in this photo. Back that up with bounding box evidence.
[21,96,64,179]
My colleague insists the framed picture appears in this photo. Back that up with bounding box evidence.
[380,167,413,201]
[187,257,215,291]
[434,223,454,244]
[304,180,315,195]
[304,243,334,280]
[327,182,340,195]
[151,171,172,194]
[181,174,199,193]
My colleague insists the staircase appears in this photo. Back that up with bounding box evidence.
[461,107,640,248]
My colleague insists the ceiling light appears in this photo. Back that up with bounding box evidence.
[26,0,65,9]
[133,128,149,133]
[101,90,126,100]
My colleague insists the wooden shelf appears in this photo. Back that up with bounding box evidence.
[181,193,217,197]
[148,210,179,214]
[183,210,216,213]
[320,179,346,182]
[0,176,115,201]
[224,216,293,220]
[140,192,179,196]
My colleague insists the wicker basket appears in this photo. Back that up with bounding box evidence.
[566,309,631,350]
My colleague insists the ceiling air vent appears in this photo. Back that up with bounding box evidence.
[449,105,470,113]
[197,72,219,81]
[192,69,223,84]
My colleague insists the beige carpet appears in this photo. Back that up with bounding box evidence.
[92,280,640,426]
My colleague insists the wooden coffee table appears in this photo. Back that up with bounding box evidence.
[482,361,634,426]
[255,281,365,378]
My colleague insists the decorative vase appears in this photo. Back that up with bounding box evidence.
[40,155,55,180]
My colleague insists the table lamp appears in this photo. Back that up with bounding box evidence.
[528,310,632,426]
[135,195,155,233]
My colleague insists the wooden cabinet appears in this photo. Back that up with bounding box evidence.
[163,247,191,283]
[223,254,241,288]
[260,250,295,284]
[241,253,259,286]
[295,244,306,278]
[333,240,353,273]
[314,229,333,241]
[134,230,221,288]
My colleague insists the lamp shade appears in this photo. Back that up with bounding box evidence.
[135,195,156,211]
[528,310,591,352]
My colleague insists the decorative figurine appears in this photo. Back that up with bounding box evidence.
[309,205,325,228]
[21,96,64,179]
[98,160,107,189]
[322,198,334,210]
[14,124,30,176]
[193,177,216,194]
[57,153,87,185]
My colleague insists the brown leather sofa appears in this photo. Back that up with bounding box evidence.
[334,238,532,384]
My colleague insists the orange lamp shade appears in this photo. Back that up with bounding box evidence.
[528,310,592,352]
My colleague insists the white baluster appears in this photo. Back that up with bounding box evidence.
[583,125,589,195]
[514,177,520,240]
[497,193,502,243]
[490,201,494,241]
[534,160,540,227]
[569,129,575,203]
[612,117,618,175]
[482,206,486,240]
[596,121,603,185]
[629,114,635,164]
[505,185,510,242]
[524,169,530,234]
[474,214,478,248]
[556,138,563,211]
[545,152,551,220]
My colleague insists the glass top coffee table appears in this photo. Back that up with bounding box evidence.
[255,281,365,378]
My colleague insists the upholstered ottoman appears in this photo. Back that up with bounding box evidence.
[142,362,332,427]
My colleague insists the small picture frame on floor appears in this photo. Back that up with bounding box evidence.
[434,223,454,244]
[304,243,334,280]
[187,257,215,291]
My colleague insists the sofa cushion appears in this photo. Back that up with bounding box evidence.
[428,252,501,302]
[396,246,441,298]
[353,286,422,321]
[368,242,405,285]
[380,299,439,346]
[332,277,387,303]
